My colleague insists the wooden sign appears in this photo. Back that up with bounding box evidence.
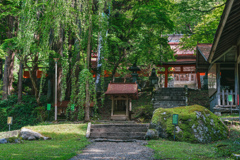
[172,114,178,125]
[7,117,13,125]
[47,104,51,111]
[228,95,233,102]
[71,104,75,111]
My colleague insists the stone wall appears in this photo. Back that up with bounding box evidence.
[188,90,210,110]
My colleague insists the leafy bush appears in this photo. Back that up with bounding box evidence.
[0,95,49,132]
[133,105,154,122]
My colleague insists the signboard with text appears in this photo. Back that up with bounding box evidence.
[47,104,51,111]
[7,117,13,125]
[228,95,233,102]
[172,114,179,125]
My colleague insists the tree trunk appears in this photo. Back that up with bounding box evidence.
[47,79,52,102]
[18,63,23,102]
[111,53,124,82]
[23,55,40,104]
[57,64,62,101]
[85,0,93,122]
[2,56,9,100]
[8,50,15,94]
[66,37,74,100]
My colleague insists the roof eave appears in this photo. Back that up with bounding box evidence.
[208,0,234,63]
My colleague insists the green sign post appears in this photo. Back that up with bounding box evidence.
[47,104,51,111]
[228,95,233,114]
[228,95,233,102]
[172,114,179,141]
[47,104,51,121]
[71,104,75,111]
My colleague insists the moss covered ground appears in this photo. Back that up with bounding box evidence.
[0,123,89,160]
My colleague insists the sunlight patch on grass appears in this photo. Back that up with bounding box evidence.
[0,123,90,160]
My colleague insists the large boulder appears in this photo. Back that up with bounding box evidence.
[150,105,228,143]
[19,128,51,140]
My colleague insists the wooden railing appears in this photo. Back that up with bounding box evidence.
[217,90,237,107]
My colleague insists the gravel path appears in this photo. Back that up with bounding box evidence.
[70,141,155,160]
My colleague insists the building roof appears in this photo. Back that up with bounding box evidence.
[208,0,240,63]
[105,83,138,97]
[197,44,212,61]
[160,54,196,66]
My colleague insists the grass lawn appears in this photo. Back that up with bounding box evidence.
[0,123,90,160]
[147,125,240,160]
[219,113,240,118]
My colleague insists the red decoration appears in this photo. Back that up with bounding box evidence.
[23,71,30,78]
[237,95,239,106]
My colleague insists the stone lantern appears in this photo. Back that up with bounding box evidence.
[149,68,158,86]
[128,63,141,83]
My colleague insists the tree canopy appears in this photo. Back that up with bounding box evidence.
[0,0,226,121]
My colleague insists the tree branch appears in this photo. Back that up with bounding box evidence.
[191,3,226,13]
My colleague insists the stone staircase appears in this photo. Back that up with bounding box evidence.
[89,123,149,140]
[153,88,186,109]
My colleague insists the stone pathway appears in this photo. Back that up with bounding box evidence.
[70,141,154,160]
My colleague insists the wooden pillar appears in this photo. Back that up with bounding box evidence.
[196,72,201,89]
[235,62,239,104]
[165,67,168,88]
[126,96,129,120]
[216,64,221,106]
[129,99,132,111]
[111,96,114,116]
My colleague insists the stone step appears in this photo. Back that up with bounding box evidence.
[154,92,185,97]
[154,96,185,101]
[90,132,146,139]
[89,124,149,140]
[155,91,185,94]
[154,101,186,109]
[91,127,148,133]
[155,90,185,93]
[91,124,149,128]
[153,101,186,105]
[156,87,185,89]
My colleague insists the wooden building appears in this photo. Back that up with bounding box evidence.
[198,0,240,113]
[105,82,138,120]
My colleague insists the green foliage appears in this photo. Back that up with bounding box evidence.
[169,0,226,49]
[0,80,3,96]
[0,95,49,132]
[133,105,154,122]
[67,68,97,121]
[105,0,174,78]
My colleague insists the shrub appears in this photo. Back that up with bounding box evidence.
[0,95,49,132]
[133,105,154,122]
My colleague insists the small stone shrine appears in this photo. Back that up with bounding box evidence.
[105,82,138,120]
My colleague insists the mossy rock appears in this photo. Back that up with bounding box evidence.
[150,105,228,143]
[6,137,23,144]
